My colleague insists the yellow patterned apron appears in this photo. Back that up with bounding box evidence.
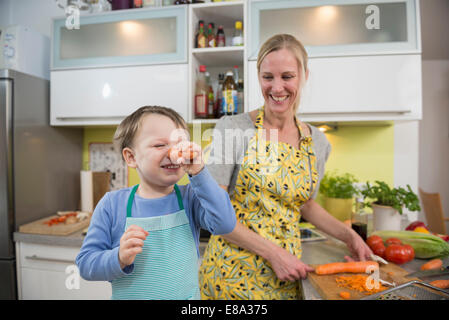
[199,107,319,300]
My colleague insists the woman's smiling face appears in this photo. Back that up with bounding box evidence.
[258,48,303,115]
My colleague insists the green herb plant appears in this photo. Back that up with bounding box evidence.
[319,171,359,199]
[361,181,421,215]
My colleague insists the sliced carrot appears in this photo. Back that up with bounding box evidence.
[420,259,443,271]
[315,261,379,275]
[339,291,351,300]
[335,275,387,295]
[429,280,449,289]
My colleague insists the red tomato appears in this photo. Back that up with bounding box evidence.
[403,244,415,260]
[385,244,413,264]
[366,235,383,248]
[371,242,386,258]
[385,238,403,246]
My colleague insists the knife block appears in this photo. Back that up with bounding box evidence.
[80,171,111,213]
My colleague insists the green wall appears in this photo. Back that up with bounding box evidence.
[82,124,394,190]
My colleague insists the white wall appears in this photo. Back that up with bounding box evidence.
[394,121,420,221]
[419,60,449,228]
[0,0,63,37]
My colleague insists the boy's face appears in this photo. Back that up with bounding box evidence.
[125,113,188,189]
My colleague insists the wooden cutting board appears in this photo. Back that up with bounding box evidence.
[19,212,91,236]
[307,263,417,300]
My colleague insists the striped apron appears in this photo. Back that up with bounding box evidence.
[111,184,201,300]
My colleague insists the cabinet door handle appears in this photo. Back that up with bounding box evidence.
[25,255,75,264]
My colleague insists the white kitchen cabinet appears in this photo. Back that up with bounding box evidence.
[16,242,111,300]
[51,5,188,126]
[248,54,422,121]
[51,64,188,126]
[52,6,187,69]
[249,0,420,59]
[247,0,422,121]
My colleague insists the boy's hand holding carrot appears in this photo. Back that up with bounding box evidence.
[169,141,204,176]
[118,225,149,269]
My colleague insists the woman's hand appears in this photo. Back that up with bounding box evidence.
[169,141,204,176]
[267,246,315,281]
[343,230,373,262]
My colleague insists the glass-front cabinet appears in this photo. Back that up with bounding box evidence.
[249,0,419,59]
[51,6,189,126]
[52,6,187,69]
[248,0,421,121]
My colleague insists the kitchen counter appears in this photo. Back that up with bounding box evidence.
[14,225,449,300]
[14,230,86,247]
[301,233,449,300]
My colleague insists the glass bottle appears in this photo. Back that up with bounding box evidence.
[195,65,208,119]
[197,22,206,48]
[133,0,143,8]
[237,79,244,114]
[216,25,226,47]
[205,71,215,118]
[222,70,238,115]
[233,65,239,84]
[207,23,216,48]
[194,20,204,48]
[232,21,243,46]
[215,73,224,118]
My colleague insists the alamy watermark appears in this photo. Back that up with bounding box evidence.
[55,0,81,30]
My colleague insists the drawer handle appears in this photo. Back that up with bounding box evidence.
[25,255,75,264]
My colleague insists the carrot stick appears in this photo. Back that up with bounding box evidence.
[168,147,196,161]
[429,280,449,289]
[420,259,443,271]
[315,261,379,275]
[339,291,351,300]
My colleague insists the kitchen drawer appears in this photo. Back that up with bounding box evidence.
[16,242,112,300]
[18,242,80,271]
[20,267,111,300]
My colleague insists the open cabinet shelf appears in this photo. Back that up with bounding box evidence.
[188,1,247,124]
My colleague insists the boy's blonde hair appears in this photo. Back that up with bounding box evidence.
[114,106,188,159]
[257,34,308,112]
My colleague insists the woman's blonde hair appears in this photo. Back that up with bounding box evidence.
[257,34,308,112]
[113,106,187,159]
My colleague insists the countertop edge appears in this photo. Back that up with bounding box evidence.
[13,231,85,247]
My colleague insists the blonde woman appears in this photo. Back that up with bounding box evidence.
[199,34,372,300]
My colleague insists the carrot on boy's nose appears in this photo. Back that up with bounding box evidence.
[168,146,196,162]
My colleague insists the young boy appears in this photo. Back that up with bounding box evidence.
[76,106,236,300]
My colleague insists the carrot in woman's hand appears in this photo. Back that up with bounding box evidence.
[339,291,351,300]
[420,258,443,271]
[429,279,449,289]
[315,261,379,275]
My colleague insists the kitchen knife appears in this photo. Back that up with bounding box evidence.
[406,266,449,278]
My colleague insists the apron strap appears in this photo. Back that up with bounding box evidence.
[127,184,184,218]
[173,184,184,211]
[127,184,139,218]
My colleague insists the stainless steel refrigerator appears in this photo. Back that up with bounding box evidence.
[0,69,83,299]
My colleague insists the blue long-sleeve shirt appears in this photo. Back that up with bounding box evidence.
[76,167,236,282]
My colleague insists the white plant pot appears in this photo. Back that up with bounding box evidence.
[372,204,402,231]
